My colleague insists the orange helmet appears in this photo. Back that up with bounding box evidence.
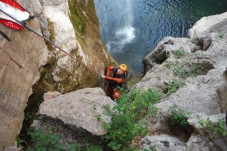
[118,64,127,72]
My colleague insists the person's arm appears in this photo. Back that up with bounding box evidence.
[104,66,123,83]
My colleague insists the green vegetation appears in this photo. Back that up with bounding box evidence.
[175,49,186,57]
[169,105,190,126]
[68,0,86,36]
[47,19,55,51]
[24,127,77,151]
[20,126,104,151]
[102,89,161,150]
[143,145,156,151]
[170,64,205,79]
[163,79,184,94]
[199,118,227,138]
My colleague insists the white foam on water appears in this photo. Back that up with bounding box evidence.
[116,26,136,45]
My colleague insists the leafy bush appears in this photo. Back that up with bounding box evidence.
[175,49,186,57]
[25,126,104,151]
[199,118,227,138]
[102,89,161,150]
[163,79,183,94]
[26,127,77,151]
[170,64,204,79]
[169,105,190,126]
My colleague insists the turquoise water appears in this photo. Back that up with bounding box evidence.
[94,0,227,75]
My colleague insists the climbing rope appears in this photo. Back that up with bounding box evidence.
[0,9,101,76]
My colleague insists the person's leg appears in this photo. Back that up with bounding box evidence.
[107,85,114,99]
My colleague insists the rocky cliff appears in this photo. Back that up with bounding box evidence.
[34,11,227,151]
[0,9,47,151]
[138,12,227,151]
[0,0,113,148]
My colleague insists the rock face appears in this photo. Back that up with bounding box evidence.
[39,88,116,135]
[137,12,227,150]
[0,0,48,147]
[34,0,114,93]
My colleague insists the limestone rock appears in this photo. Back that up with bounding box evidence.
[1,146,20,151]
[0,0,48,147]
[42,1,77,53]
[187,113,227,151]
[34,0,114,93]
[43,91,62,101]
[141,134,186,151]
[188,12,227,37]
[139,10,227,151]
[39,88,116,135]
[143,37,195,71]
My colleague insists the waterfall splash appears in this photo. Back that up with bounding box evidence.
[94,0,135,52]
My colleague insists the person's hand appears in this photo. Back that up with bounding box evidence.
[101,75,106,79]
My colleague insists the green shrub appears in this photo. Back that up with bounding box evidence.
[199,118,227,138]
[25,126,104,151]
[175,49,186,57]
[26,127,77,151]
[163,79,184,94]
[102,89,161,150]
[170,64,204,79]
[169,105,190,126]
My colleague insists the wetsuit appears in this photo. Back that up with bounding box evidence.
[105,66,125,99]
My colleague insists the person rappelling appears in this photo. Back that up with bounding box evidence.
[101,64,128,99]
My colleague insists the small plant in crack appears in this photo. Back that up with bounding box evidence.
[163,79,184,94]
[175,49,186,57]
[169,105,190,126]
[199,118,227,138]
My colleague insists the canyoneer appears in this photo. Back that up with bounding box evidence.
[101,64,127,99]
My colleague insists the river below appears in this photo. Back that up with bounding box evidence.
[94,0,227,75]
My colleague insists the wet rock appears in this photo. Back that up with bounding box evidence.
[39,88,116,135]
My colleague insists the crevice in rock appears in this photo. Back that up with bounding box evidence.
[192,59,214,76]
[143,44,168,72]
[168,125,194,142]
[191,37,212,52]
[19,89,44,147]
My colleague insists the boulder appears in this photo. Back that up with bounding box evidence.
[39,88,116,135]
